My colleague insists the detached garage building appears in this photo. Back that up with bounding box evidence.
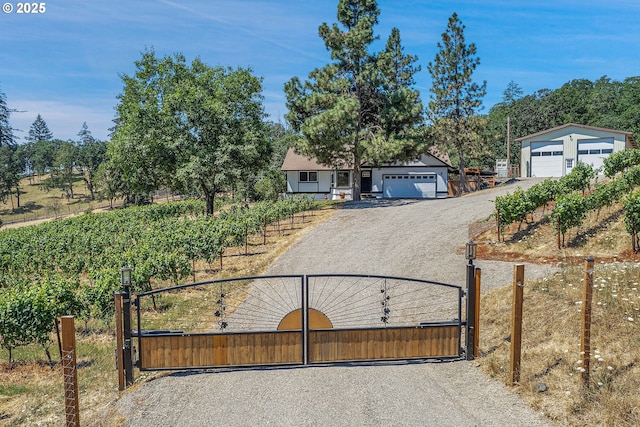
[518,123,636,177]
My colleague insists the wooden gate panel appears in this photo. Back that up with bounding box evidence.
[134,274,463,371]
[308,325,458,363]
[140,331,302,369]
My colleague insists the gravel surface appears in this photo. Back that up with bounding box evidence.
[117,178,555,426]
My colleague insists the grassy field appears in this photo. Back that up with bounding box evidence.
[0,174,120,226]
[475,202,640,426]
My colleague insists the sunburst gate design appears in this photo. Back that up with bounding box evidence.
[136,275,461,334]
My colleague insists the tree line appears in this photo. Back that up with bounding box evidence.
[484,77,640,171]
[1,0,639,207]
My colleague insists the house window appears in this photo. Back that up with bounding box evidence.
[566,159,574,169]
[336,171,349,187]
[299,171,318,182]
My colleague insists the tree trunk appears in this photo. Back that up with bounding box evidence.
[206,195,215,215]
[458,148,467,194]
[55,318,62,362]
[352,164,362,201]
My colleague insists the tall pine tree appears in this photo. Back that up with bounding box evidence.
[27,114,53,143]
[0,87,16,147]
[285,0,423,200]
[427,12,486,193]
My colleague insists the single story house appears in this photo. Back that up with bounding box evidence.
[518,123,637,177]
[281,147,453,200]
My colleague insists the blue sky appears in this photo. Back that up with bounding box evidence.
[1,0,639,141]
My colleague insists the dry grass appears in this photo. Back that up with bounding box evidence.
[0,174,120,227]
[475,202,640,426]
[0,204,338,427]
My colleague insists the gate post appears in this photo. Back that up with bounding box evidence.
[465,242,477,360]
[114,292,125,391]
[120,266,134,387]
[473,267,481,359]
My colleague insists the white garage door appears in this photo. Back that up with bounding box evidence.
[531,141,563,177]
[383,174,437,198]
[578,138,614,171]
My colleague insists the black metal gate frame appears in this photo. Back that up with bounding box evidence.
[133,274,466,370]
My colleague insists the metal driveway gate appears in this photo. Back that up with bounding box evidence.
[120,274,465,375]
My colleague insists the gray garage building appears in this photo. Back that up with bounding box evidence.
[518,123,636,177]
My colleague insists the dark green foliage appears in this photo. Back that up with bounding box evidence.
[603,149,640,178]
[485,76,640,170]
[285,0,423,201]
[558,162,596,194]
[624,189,640,251]
[427,12,487,191]
[0,276,80,363]
[111,49,270,213]
[550,192,589,244]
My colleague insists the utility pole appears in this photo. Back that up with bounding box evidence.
[507,116,511,179]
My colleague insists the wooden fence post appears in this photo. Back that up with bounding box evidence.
[510,264,525,386]
[474,267,481,358]
[61,316,80,427]
[581,257,595,390]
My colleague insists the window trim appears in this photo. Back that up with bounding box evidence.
[299,171,318,183]
[336,171,350,188]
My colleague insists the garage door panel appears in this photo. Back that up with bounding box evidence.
[383,174,436,198]
[578,138,614,171]
[531,142,563,177]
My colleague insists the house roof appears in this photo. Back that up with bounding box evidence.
[427,145,453,167]
[515,123,637,148]
[281,146,453,171]
[281,148,341,171]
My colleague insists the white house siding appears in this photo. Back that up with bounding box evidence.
[286,171,333,198]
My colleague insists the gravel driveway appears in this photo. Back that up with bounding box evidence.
[117,178,554,426]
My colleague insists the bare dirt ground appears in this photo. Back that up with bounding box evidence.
[116,178,557,426]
